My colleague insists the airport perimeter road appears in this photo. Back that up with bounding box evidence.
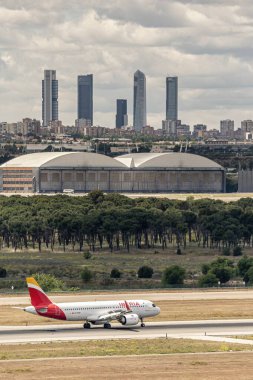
[1,320,253,344]
[2,289,253,306]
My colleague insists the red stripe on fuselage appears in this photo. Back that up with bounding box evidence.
[36,303,66,320]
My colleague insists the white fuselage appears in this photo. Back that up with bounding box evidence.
[25,299,160,324]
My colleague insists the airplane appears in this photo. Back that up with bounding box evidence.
[23,277,161,329]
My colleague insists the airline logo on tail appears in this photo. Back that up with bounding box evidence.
[26,277,52,307]
[26,277,66,320]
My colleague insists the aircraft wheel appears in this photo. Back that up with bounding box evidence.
[104,323,111,329]
[141,323,145,327]
[83,322,91,329]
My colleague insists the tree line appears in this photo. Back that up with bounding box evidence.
[1,191,253,252]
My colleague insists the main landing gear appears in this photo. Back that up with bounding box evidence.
[104,323,111,329]
[83,322,91,329]
[140,318,145,327]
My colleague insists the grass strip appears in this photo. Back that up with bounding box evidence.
[0,338,253,360]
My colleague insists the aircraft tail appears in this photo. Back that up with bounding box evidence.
[26,277,52,307]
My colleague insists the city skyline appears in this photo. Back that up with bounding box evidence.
[2,1,253,128]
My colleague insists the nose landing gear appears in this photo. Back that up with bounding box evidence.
[140,318,145,327]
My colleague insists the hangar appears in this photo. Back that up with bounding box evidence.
[0,152,225,193]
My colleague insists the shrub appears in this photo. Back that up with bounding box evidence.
[81,267,92,283]
[211,266,232,284]
[244,266,253,285]
[0,267,7,278]
[110,268,121,279]
[83,251,92,260]
[202,257,234,284]
[137,266,154,279]
[222,247,230,256]
[238,255,253,276]
[201,263,211,275]
[233,246,243,256]
[162,265,185,285]
[198,273,219,287]
[33,273,65,291]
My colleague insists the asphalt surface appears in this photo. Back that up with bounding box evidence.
[1,320,253,344]
[2,289,253,306]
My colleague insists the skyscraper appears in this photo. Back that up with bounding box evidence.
[133,70,146,131]
[77,74,93,125]
[166,76,178,121]
[42,70,58,127]
[116,99,128,128]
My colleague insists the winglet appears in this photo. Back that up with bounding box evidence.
[125,300,132,312]
[26,277,52,307]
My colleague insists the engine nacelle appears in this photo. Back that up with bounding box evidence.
[120,313,139,326]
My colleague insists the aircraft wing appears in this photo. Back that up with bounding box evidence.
[87,309,123,322]
[87,301,132,323]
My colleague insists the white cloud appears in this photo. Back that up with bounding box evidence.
[0,0,253,128]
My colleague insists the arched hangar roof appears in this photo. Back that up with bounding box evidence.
[0,152,223,170]
[0,152,126,169]
[115,153,223,170]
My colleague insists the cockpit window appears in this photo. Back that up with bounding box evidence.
[152,303,156,307]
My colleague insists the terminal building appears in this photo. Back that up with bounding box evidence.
[0,152,225,193]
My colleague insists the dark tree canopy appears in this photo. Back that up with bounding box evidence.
[0,193,251,254]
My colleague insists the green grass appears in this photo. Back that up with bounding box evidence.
[0,338,252,360]
[0,244,252,290]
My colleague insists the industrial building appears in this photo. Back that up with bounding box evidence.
[0,152,225,193]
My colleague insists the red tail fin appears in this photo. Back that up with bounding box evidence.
[26,277,52,307]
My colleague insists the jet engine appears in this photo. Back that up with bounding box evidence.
[120,313,139,326]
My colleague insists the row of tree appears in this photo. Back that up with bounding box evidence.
[1,192,253,252]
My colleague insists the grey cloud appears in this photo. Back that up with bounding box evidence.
[94,0,190,28]
[0,0,253,128]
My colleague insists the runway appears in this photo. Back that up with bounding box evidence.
[1,320,253,345]
[2,289,253,306]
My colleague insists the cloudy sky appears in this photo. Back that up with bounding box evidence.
[1,0,253,129]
